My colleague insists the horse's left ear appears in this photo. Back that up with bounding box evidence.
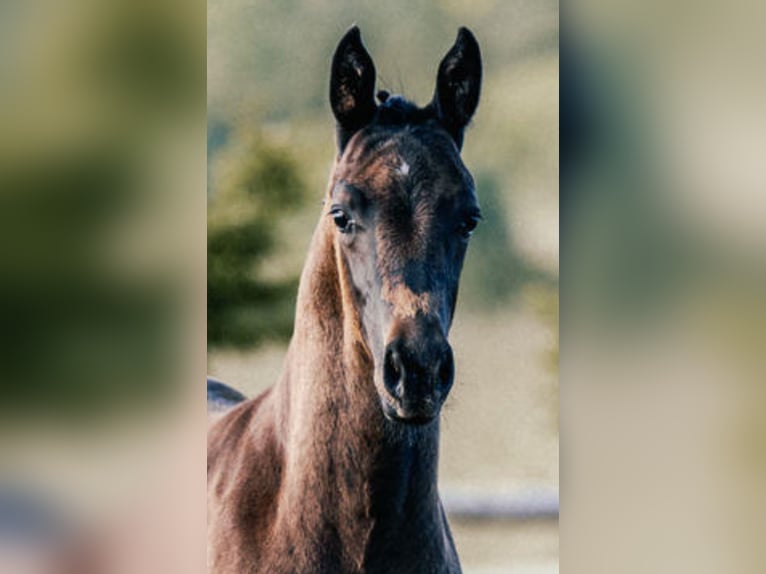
[330,26,377,152]
[432,27,482,149]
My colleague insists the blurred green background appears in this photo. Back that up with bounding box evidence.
[207,1,559,572]
[0,1,207,572]
[0,0,205,423]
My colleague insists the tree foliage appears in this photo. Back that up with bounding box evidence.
[208,133,306,348]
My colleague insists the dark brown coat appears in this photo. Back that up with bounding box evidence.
[208,26,482,574]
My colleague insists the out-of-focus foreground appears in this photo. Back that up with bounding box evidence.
[0,1,207,573]
[562,1,766,573]
[207,2,558,573]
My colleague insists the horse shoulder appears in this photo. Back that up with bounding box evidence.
[208,387,285,573]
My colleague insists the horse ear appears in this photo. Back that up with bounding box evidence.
[330,26,377,152]
[433,27,482,149]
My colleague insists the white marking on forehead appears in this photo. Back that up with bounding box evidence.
[398,159,410,177]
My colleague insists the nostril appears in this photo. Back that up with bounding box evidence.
[384,346,405,397]
[437,347,454,388]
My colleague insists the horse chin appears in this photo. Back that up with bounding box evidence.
[380,398,439,426]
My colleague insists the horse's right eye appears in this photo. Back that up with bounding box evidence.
[330,209,353,233]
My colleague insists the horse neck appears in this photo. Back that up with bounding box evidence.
[273,213,443,557]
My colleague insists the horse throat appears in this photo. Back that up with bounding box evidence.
[276,217,444,568]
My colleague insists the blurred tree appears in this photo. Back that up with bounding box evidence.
[207,130,306,348]
[0,0,204,424]
[461,173,557,308]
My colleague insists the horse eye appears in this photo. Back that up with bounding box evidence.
[457,216,480,238]
[330,208,353,233]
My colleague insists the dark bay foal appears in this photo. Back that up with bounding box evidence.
[208,26,482,574]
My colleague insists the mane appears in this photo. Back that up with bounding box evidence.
[374,92,438,127]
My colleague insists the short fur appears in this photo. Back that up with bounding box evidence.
[208,26,482,574]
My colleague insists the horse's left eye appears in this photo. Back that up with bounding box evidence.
[457,216,480,238]
[330,208,354,233]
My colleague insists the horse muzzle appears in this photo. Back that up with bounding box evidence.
[380,321,455,425]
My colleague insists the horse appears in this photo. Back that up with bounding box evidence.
[207,26,483,574]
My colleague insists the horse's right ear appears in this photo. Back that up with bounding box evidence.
[330,26,377,152]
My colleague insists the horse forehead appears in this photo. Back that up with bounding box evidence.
[337,131,467,199]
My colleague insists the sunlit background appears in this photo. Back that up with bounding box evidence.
[207,2,559,573]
